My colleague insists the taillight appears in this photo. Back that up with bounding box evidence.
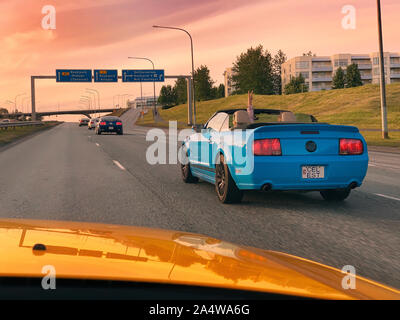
[100,121,106,125]
[116,122,122,126]
[339,138,363,155]
[253,138,282,156]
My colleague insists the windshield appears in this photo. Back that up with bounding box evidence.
[253,111,316,123]
[0,0,399,304]
[225,109,317,129]
[101,117,120,121]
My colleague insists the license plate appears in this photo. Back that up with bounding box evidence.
[302,166,325,179]
[108,126,114,130]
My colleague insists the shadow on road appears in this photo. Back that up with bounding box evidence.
[192,182,400,221]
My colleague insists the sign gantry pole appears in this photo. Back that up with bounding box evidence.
[31,70,196,126]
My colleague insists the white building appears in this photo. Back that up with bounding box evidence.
[129,96,159,108]
[281,52,400,92]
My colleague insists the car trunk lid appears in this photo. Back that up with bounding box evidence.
[253,124,360,156]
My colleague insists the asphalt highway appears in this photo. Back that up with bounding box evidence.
[0,121,399,289]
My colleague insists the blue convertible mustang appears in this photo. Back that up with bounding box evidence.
[180,109,368,203]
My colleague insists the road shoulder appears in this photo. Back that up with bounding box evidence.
[368,145,400,154]
[0,122,61,153]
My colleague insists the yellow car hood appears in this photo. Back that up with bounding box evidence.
[0,219,398,300]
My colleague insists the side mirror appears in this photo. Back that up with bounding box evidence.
[192,124,204,133]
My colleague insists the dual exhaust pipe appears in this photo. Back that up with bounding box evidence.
[260,181,358,192]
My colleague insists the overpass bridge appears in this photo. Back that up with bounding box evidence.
[7,108,119,119]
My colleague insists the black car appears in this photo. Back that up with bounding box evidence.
[95,116,123,135]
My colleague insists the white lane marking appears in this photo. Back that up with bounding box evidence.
[113,160,126,171]
[368,162,400,170]
[95,143,100,147]
[374,193,400,202]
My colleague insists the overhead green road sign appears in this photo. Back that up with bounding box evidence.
[122,69,164,82]
[56,69,92,82]
[94,69,118,82]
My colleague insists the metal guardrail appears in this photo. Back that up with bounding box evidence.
[0,121,43,130]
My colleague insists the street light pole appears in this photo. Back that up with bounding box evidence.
[153,25,196,125]
[81,96,92,110]
[80,100,91,117]
[120,94,129,108]
[80,98,90,105]
[86,88,100,117]
[21,96,31,114]
[80,99,89,107]
[377,0,389,139]
[128,57,157,115]
[15,93,26,114]
[6,100,16,115]
[113,95,120,108]
[81,96,92,114]
[87,91,97,117]
[26,98,32,114]
[85,92,97,110]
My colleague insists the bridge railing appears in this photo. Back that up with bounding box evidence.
[0,121,43,130]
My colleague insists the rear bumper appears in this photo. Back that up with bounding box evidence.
[232,154,369,191]
[98,125,122,133]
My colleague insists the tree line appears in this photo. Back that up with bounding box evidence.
[158,66,225,107]
[158,45,365,105]
[284,63,364,94]
[158,45,288,106]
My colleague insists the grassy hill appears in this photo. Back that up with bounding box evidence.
[138,83,400,148]
[106,108,129,117]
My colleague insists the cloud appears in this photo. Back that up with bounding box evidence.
[1,0,400,115]
[0,29,56,74]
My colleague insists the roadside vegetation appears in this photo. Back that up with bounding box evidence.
[157,45,287,108]
[106,108,129,117]
[360,131,400,148]
[158,66,226,108]
[142,43,399,148]
[137,83,400,148]
[0,122,60,147]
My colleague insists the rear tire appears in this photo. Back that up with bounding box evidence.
[215,154,243,204]
[97,130,101,135]
[320,189,351,201]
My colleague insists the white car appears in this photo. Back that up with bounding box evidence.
[88,118,99,129]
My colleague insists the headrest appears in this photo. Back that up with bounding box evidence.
[233,110,251,127]
[280,112,297,122]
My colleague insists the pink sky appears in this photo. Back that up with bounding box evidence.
[0,0,399,120]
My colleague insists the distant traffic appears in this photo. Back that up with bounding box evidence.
[79,116,123,135]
